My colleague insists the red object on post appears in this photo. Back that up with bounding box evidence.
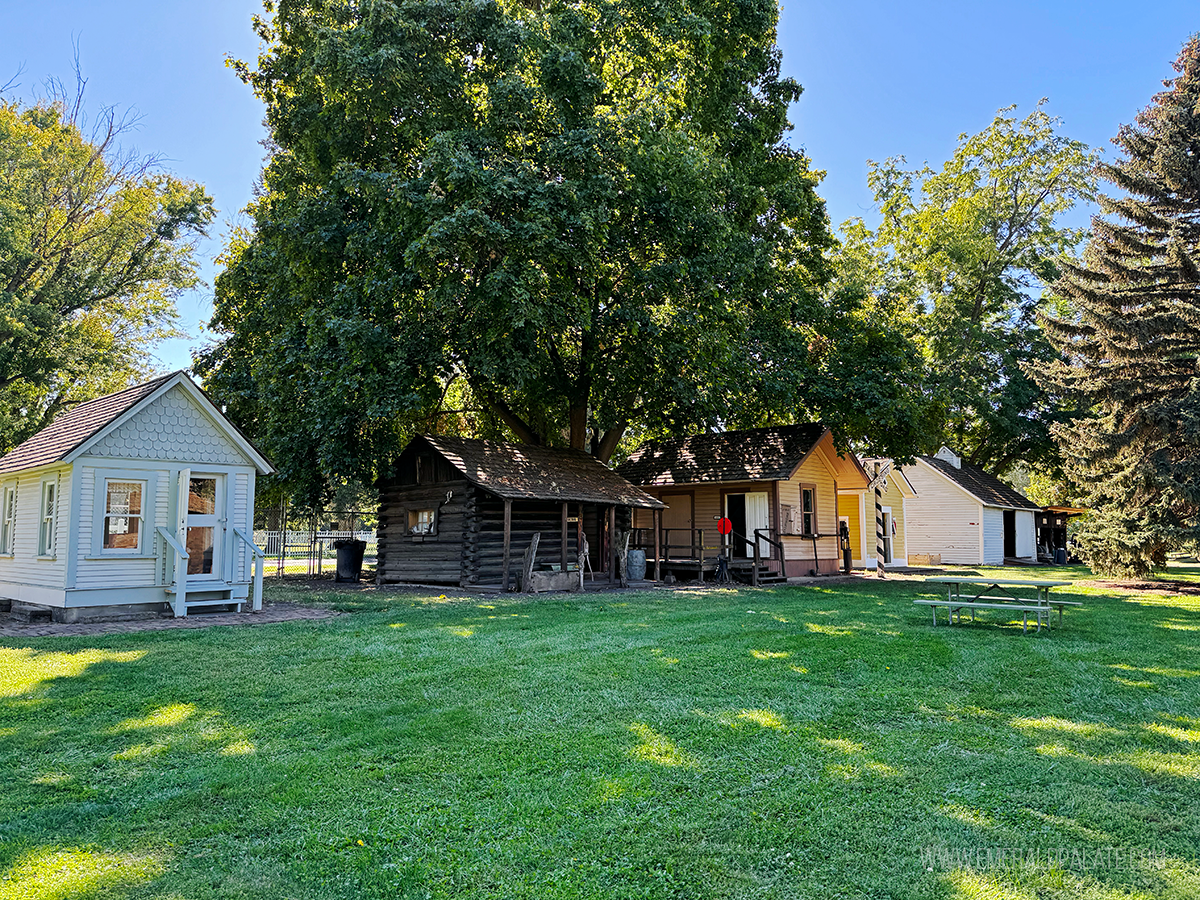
[717,517,733,536]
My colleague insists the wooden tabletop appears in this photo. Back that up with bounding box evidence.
[924,577,1074,587]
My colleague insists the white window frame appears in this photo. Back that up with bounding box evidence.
[38,477,58,558]
[99,477,148,556]
[1,482,16,555]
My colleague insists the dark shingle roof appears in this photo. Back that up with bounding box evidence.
[616,424,827,486]
[921,456,1040,510]
[0,373,176,474]
[419,435,664,508]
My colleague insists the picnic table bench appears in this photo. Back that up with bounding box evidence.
[917,577,1080,633]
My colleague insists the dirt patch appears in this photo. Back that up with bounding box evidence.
[0,601,340,639]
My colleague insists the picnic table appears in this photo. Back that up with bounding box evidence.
[917,577,1079,633]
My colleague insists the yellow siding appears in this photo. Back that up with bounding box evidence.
[848,470,911,563]
[778,447,840,567]
[837,492,861,557]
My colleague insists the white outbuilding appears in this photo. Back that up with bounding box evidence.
[0,372,273,621]
[902,447,1040,565]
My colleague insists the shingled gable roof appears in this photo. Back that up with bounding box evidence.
[919,456,1040,511]
[415,435,664,508]
[0,373,176,474]
[616,423,842,486]
[0,371,274,475]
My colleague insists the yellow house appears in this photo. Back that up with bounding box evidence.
[617,425,870,579]
[837,459,918,568]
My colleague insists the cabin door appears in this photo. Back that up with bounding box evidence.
[660,494,693,559]
[725,492,769,558]
[185,474,225,580]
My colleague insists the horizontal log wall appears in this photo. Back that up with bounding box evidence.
[463,494,581,585]
[377,479,471,584]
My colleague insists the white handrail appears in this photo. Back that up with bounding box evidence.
[157,526,189,616]
[233,526,266,611]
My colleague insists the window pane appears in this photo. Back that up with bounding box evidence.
[189,478,217,515]
[104,515,141,549]
[44,484,55,515]
[186,526,214,574]
[106,482,142,516]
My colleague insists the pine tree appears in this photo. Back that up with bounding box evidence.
[1044,35,1200,577]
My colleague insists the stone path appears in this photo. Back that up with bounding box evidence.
[0,602,340,639]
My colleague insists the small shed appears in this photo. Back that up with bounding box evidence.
[616,424,870,578]
[902,447,1040,565]
[377,435,664,589]
[0,372,274,621]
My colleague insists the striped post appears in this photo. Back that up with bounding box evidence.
[874,462,885,579]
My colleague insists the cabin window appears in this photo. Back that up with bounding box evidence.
[800,486,816,535]
[408,508,436,535]
[102,480,145,552]
[1,483,15,554]
[39,479,57,557]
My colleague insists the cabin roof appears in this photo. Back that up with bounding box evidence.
[617,424,837,486]
[0,371,274,475]
[416,435,664,508]
[919,456,1040,510]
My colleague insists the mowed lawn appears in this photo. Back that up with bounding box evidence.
[2,573,1199,899]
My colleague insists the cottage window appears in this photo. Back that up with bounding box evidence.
[800,487,816,535]
[103,480,144,552]
[1,484,15,554]
[39,479,57,557]
[408,509,436,535]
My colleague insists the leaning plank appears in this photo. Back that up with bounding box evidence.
[520,533,540,593]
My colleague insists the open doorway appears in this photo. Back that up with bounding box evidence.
[724,492,769,558]
[1003,510,1016,558]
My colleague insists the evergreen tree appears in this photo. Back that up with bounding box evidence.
[1044,35,1200,577]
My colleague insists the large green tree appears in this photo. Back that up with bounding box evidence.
[0,92,214,451]
[1043,36,1200,577]
[843,105,1098,475]
[199,0,924,500]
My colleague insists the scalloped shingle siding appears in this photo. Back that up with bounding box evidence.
[87,386,248,466]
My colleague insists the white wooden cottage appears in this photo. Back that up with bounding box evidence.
[0,372,273,621]
[901,447,1039,565]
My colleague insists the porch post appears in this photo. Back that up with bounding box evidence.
[608,505,616,584]
[502,499,513,591]
[560,502,569,572]
[653,507,661,582]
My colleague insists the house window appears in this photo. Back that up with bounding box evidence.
[103,480,144,552]
[800,486,816,535]
[408,509,435,535]
[39,479,57,557]
[1,483,16,554]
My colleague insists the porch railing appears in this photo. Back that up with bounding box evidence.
[234,526,266,611]
[157,526,190,617]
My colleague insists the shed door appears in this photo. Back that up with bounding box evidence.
[186,475,225,580]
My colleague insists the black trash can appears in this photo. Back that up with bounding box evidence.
[334,539,367,583]
[1055,547,1067,565]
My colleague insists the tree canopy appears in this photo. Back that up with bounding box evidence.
[1043,36,1200,577]
[199,0,927,501]
[840,105,1098,475]
[0,90,214,451]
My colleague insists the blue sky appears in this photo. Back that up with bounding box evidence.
[3,1,1196,372]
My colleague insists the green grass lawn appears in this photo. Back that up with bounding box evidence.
[3,576,1199,899]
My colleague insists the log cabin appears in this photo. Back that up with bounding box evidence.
[377,435,664,590]
[616,424,871,579]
